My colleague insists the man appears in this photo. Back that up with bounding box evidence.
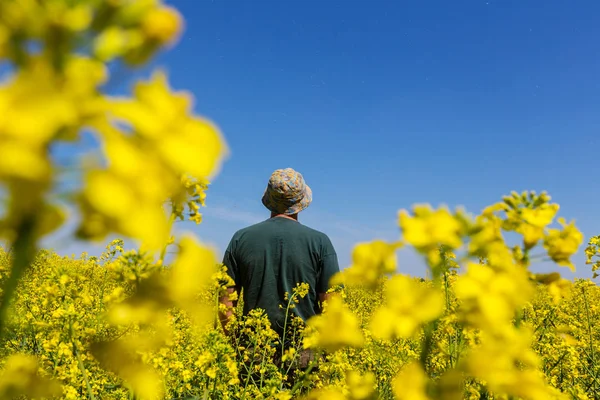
[219,168,340,338]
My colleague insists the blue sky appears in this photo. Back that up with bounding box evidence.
[51,0,600,279]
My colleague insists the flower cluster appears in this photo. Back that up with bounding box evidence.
[304,191,587,400]
[0,2,227,396]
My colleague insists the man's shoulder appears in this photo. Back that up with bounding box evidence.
[298,223,327,238]
[231,219,270,238]
[298,224,335,247]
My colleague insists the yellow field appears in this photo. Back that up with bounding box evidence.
[0,235,599,399]
[1,1,599,399]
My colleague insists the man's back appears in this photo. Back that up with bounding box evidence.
[223,216,339,335]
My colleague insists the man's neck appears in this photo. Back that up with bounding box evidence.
[271,212,298,221]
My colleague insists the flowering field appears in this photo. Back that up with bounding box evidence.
[1,1,600,399]
[0,233,600,400]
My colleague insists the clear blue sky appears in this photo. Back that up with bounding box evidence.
[53,0,600,279]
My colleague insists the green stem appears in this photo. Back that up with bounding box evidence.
[240,337,259,400]
[258,346,268,389]
[159,213,176,264]
[420,322,435,369]
[280,294,295,369]
[210,373,217,398]
[514,309,523,328]
[214,285,220,330]
[0,215,36,336]
[582,285,597,392]
[96,268,109,330]
[283,329,300,380]
[71,324,97,400]
[443,271,454,368]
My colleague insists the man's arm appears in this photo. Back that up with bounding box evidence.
[316,236,340,313]
[318,292,333,304]
[218,287,238,336]
[220,238,239,336]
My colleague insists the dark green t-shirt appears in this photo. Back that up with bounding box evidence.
[222,217,340,335]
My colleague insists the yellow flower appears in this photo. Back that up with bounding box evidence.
[515,223,544,249]
[0,354,62,399]
[465,326,560,400]
[468,216,512,264]
[520,204,559,228]
[511,205,559,249]
[169,236,217,325]
[94,27,142,61]
[109,71,227,178]
[80,168,171,250]
[91,339,165,400]
[304,295,364,352]
[78,72,227,249]
[455,262,532,329]
[398,205,463,251]
[370,275,443,340]
[109,71,191,140]
[206,366,217,379]
[0,56,104,185]
[346,370,376,399]
[303,387,347,400]
[547,278,572,304]
[275,392,293,400]
[59,4,93,32]
[0,140,51,183]
[331,240,402,289]
[585,235,600,277]
[190,213,203,224]
[141,6,183,44]
[392,361,430,400]
[543,218,583,271]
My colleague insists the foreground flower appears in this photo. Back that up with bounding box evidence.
[78,72,227,250]
[465,326,565,400]
[398,205,464,251]
[0,354,62,399]
[392,361,430,400]
[543,218,583,271]
[304,295,364,352]
[370,275,444,340]
[331,240,402,289]
[454,262,533,329]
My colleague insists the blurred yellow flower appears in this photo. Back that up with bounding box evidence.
[543,218,583,271]
[398,205,463,251]
[169,236,217,326]
[331,240,401,288]
[142,5,183,44]
[370,275,443,340]
[465,326,561,400]
[346,370,376,399]
[304,295,364,352]
[303,387,347,400]
[392,361,430,400]
[520,204,559,228]
[0,354,62,399]
[455,262,532,329]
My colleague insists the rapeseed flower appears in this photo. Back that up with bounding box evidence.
[543,218,584,271]
[370,275,443,340]
[304,295,364,352]
[331,240,401,289]
[398,205,463,251]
